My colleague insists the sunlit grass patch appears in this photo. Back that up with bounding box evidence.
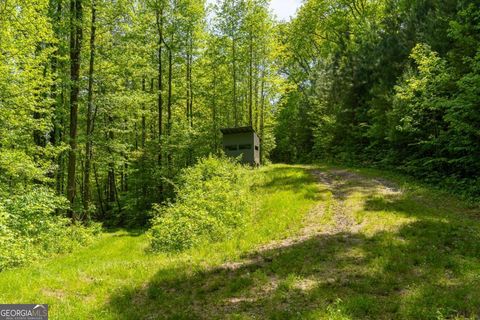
[0,164,479,319]
[0,164,319,319]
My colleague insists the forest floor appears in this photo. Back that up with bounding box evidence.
[0,164,479,319]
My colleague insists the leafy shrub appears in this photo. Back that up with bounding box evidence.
[0,187,100,271]
[148,156,254,252]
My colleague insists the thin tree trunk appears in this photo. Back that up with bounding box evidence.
[155,7,165,201]
[260,69,265,163]
[134,122,138,150]
[107,168,115,203]
[124,163,128,192]
[140,78,147,201]
[67,0,83,217]
[50,0,64,195]
[150,78,155,138]
[232,34,237,127]
[212,64,218,151]
[156,8,163,162]
[254,57,259,131]
[107,115,116,208]
[186,32,191,124]
[57,89,66,194]
[114,177,122,212]
[141,78,146,148]
[186,33,194,165]
[93,162,105,217]
[167,46,172,138]
[166,44,173,172]
[83,0,96,217]
[188,36,194,128]
[248,31,253,126]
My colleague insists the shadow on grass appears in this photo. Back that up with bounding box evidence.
[102,227,145,237]
[106,224,480,319]
[258,165,323,201]
[105,169,480,319]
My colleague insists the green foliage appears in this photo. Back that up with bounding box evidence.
[274,0,480,199]
[0,187,100,271]
[0,0,101,272]
[388,44,452,171]
[70,0,280,221]
[1,165,478,319]
[0,165,319,319]
[148,156,253,251]
[388,39,480,193]
[1,0,281,273]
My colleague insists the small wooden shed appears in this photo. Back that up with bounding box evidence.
[221,126,260,166]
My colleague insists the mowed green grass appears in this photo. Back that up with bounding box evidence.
[0,165,319,319]
[305,165,480,320]
[0,164,479,319]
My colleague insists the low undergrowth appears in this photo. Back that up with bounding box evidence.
[1,164,478,319]
[0,187,100,271]
[0,164,318,319]
[148,156,255,252]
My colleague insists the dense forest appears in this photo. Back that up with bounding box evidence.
[274,0,480,197]
[1,0,280,227]
[1,0,479,266]
[1,1,480,318]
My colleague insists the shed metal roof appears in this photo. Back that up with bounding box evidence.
[220,126,256,135]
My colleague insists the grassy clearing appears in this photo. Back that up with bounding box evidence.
[0,164,479,319]
[0,164,318,319]
[304,165,480,320]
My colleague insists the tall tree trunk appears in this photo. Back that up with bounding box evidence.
[156,8,164,167]
[93,162,105,217]
[107,168,116,203]
[107,116,116,208]
[67,0,83,216]
[248,31,253,126]
[212,64,218,151]
[140,78,147,202]
[188,36,194,128]
[166,43,173,173]
[254,59,259,131]
[260,69,265,163]
[57,89,66,194]
[232,34,238,127]
[83,0,96,217]
[48,0,61,147]
[141,78,146,148]
[155,6,164,199]
[186,33,194,165]
[50,0,64,195]
[186,32,191,125]
[167,46,172,139]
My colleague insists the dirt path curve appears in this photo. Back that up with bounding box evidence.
[259,168,401,252]
[217,166,405,318]
[222,167,402,271]
[207,167,479,319]
[309,169,402,234]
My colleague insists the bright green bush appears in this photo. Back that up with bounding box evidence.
[0,187,100,271]
[148,156,254,252]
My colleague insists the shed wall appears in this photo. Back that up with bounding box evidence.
[222,132,259,165]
